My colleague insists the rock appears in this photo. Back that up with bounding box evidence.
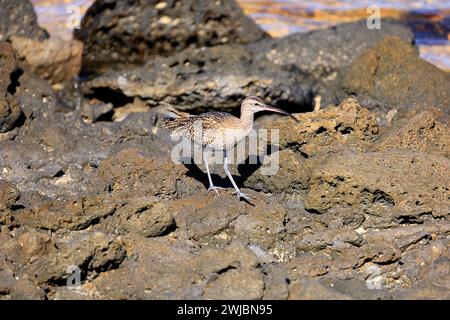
[0,94,21,133]
[295,227,364,253]
[392,287,450,300]
[52,236,201,299]
[75,0,267,75]
[14,195,117,232]
[289,279,352,300]
[250,19,414,107]
[337,36,450,118]
[356,243,402,267]
[245,99,379,194]
[84,45,309,112]
[70,239,264,301]
[251,19,414,82]
[231,203,286,249]
[197,241,264,300]
[6,70,56,120]
[320,278,390,299]
[383,237,450,299]
[100,196,175,237]
[270,98,379,157]
[245,149,309,194]
[401,243,450,288]
[203,267,264,300]
[10,36,83,85]
[0,0,48,42]
[394,105,450,125]
[0,180,20,211]
[17,229,54,262]
[172,190,247,241]
[111,98,151,122]
[261,263,289,300]
[377,111,450,158]
[83,20,415,112]
[363,222,450,248]
[24,231,126,284]
[38,125,75,155]
[0,42,18,91]
[305,149,450,225]
[97,148,197,199]
[80,100,114,123]
[0,2,449,300]
[0,42,22,133]
[0,268,46,300]
[287,253,331,280]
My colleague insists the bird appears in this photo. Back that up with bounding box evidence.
[160,96,298,201]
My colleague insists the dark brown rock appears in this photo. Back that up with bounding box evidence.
[287,253,331,281]
[80,100,114,123]
[97,148,199,199]
[245,99,379,194]
[172,190,247,241]
[231,203,286,249]
[10,36,83,85]
[0,42,17,92]
[0,180,20,211]
[75,0,268,75]
[197,241,264,300]
[363,222,450,248]
[377,111,450,158]
[55,239,265,300]
[339,36,450,118]
[271,98,379,157]
[289,279,352,300]
[305,149,450,224]
[24,231,126,284]
[17,229,54,262]
[0,0,48,42]
[49,236,201,299]
[356,243,402,267]
[261,263,289,300]
[295,227,364,253]
[0,94,21,133]
[100,196,175,237]
[251,19,414,85]
[245,149,309,193]
[14,195,117,232]
[84,44,309,112]
[0,42,22,133]
[203,267,264,300]
[0,269,46,300]
[82,20,415,113]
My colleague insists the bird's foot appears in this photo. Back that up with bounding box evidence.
[207,186,224,196]
[233,191,252,202]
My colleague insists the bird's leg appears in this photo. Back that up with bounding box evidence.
[223,150,251,202]
[204,151,223,196]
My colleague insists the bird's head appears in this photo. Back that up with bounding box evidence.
[242,96,298,121]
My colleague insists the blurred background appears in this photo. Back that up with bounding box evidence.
[31,0,450,71]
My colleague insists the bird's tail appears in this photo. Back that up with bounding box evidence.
[159,102,189,132]
[160,102,189,119]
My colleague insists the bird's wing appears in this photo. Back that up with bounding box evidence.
[161,112,242,147]
[195,112,236,129]
[160,115,192,133]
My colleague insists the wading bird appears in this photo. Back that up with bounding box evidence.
[161,96,298,201]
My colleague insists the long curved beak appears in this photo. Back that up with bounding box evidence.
[262,105,298,122]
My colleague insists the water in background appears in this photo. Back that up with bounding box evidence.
[31,0,450,71]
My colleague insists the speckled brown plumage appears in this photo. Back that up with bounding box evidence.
[161,111,252,150]
[160,96,298,202]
